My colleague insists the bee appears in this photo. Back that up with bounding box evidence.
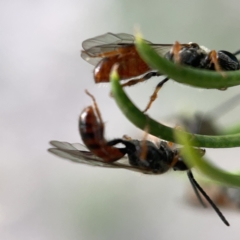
[48,91,229,226]
[81,32,240,112]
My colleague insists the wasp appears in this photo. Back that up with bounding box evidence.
[81,32,240,112]
[48,140,229,226]
[48,91,229,226]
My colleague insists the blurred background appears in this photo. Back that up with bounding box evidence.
[1,0,240,239]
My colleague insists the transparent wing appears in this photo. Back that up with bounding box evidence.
[82,32,136,51]
[81,32,151,63]
[81,32,180,66]
[48,141,149,173]
[81,33,137,65]
[151,44,174,57]
[81,51,103,66]
[81,44,174,66]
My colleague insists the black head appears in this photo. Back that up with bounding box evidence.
[203,50,240,71]
[217,50,240,70]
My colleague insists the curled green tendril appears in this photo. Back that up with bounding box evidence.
[175,131,240,187]
[110,70,240,148]
[135,35,240,89]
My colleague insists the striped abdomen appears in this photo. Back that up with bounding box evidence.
[79,106,125,162]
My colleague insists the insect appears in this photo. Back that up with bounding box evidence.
[48,91,229,226]
[81,32,240,112]
[48,140,229,226]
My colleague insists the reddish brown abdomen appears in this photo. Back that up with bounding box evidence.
[94,47,151,83]
[79,106,125,162]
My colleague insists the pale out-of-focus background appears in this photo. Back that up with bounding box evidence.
[1,0,240,239]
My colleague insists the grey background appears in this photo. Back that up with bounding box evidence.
[1,0,240,239]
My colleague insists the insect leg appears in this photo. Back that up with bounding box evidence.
[209,50,223,72]
[208,50,227,90]
[120,72,160,88]
[172,41,182,63]
[143,77,169,112]
[85,89,103,124]
[139,122,150,161]
[187,170,229,226]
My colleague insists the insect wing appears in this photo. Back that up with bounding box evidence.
[81,33,136,65]
[48,141,146,172]
[81,52,102,66]
[81,33,153,63]
[82,33,135,52]
[81,32,179,66]
[151,44,174,58]
[50,140,84,150]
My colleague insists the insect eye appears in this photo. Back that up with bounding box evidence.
[218,50,240,70]
[218,50,238,63]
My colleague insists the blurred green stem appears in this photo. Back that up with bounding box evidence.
[175,131,240,187]
[110,70,240,148]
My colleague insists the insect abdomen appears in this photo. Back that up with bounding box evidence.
[94,49,151,83]
[79,106,125,162]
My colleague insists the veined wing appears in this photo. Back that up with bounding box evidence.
[81,33,136,65]
[151,44,174,58]
[81,32,150,65]
[81,32,179,66]
[82,32,136,52]
[48,141,150,173]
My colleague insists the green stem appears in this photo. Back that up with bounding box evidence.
[175,131,240,187]
[220,124,240,135]
[135,36,240,89]
[110,70,240,148]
